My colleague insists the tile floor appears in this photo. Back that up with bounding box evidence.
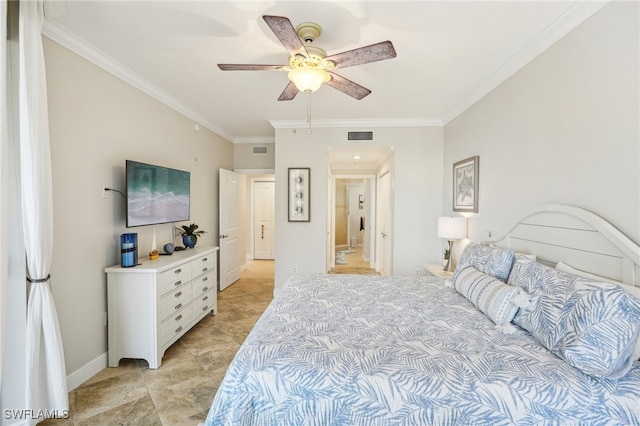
[331,246,380,275]
[41,260,275,426]
[41,253,375,426]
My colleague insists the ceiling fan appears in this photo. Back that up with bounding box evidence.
[218,15,397,101]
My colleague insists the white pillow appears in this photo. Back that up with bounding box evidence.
[555,261,640,299]
[555,261,640,363]
[454,266,521,326]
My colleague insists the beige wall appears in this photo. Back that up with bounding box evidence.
[444,1,639,245]
[274,126,444,288]
[43,38,233,375]
[233,143,275,170]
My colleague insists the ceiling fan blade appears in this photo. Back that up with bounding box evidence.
[278,81,299,101]
[325,41,397,69]
[218,64,286,71]
[326,72,371,100]
[263,15,308,58]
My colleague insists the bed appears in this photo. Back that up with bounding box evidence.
[204,204,640,425]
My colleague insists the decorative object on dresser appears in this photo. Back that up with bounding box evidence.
[437,216,466,272]
[453,155,479,212]
[288,168,310,222]
[162,242,175,255]
[120,233,138,268]
[177,223,206,249]
[148,228,159,260]
[105,246,219,369]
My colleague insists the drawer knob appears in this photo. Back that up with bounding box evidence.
[175,303,182,310]
[202,267,208,272]
[202,295,208,302]
[202,277,208,282]
[175,314,183,321]
[175,326,183,333]
[175,291,182,298]
[175,268,182,274]
[202,305,208,311]
[174,280,182,287]
[202,257,208,262]
[202,286,208,292]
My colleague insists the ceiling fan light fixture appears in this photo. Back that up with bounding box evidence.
[288,66,330,94]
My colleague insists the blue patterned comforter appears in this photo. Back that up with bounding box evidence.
[205,274,640,425]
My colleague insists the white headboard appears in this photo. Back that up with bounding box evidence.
[484,204,640,288]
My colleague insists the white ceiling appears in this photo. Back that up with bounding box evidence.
[44,0,606,150]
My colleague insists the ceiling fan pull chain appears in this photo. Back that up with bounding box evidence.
[307,93,312,134]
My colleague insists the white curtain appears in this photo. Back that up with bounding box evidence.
[0,0,8,391]
[19,0,68,416]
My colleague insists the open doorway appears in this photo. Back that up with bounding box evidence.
[333,177,374,273]
[327,145,394,275]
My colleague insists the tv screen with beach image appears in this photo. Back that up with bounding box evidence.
[126,160,190,227]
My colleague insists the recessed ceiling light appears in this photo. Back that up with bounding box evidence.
[352,155,361,160]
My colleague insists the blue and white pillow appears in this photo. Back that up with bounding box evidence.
[508,256,640,379]
[454,266,521,326]
[453,242,515,283]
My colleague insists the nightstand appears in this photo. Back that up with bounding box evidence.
[424,263,454,277]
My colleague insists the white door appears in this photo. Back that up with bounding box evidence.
[219,169,241,290]
[254,181,275,259]
[376,172,392,276]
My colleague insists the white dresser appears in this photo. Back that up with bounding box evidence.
[105,246,219,369]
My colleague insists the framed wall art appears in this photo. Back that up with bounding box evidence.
[453,156,479,213]
[288,168,310,222]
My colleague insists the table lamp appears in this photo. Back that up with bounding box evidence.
[437,216,467,272]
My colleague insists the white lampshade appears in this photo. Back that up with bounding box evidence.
[437,216,466,240]
[288,66,330,93]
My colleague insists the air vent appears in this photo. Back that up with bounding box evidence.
[252,146,268,155]
[347,131,374,142]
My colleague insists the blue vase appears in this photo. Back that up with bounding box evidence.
[120,233,138,267]
[183,235,196,248]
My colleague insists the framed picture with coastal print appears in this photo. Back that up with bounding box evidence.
[288,168,310,222]
[453,156,479,213]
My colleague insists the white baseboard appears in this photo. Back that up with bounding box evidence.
[66,352,108,391]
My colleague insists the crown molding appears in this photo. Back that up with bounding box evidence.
[42,0,607,138]
[234,169,276,174]
[233,136,275,144]
[442,0,609,125]
[42,19,235,143]
[269,117,443,129]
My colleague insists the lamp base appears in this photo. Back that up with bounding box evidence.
[442,240,455,272]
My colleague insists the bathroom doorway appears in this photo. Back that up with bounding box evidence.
[330,175,375,272]
[326,145,394,275]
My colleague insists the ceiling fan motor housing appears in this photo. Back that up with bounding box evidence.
[296,22,322,43]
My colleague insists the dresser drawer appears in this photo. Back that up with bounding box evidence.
[191,253,215,278]
[192,289,216,318]
[161,306,192,346]
[160,284,192,320]
[158,263,192,295]
[192,269,216,295]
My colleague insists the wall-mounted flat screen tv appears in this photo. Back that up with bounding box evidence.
[126,160,190,227]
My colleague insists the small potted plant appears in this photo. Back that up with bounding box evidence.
[442,249,450,267]
[178,223,206,248]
